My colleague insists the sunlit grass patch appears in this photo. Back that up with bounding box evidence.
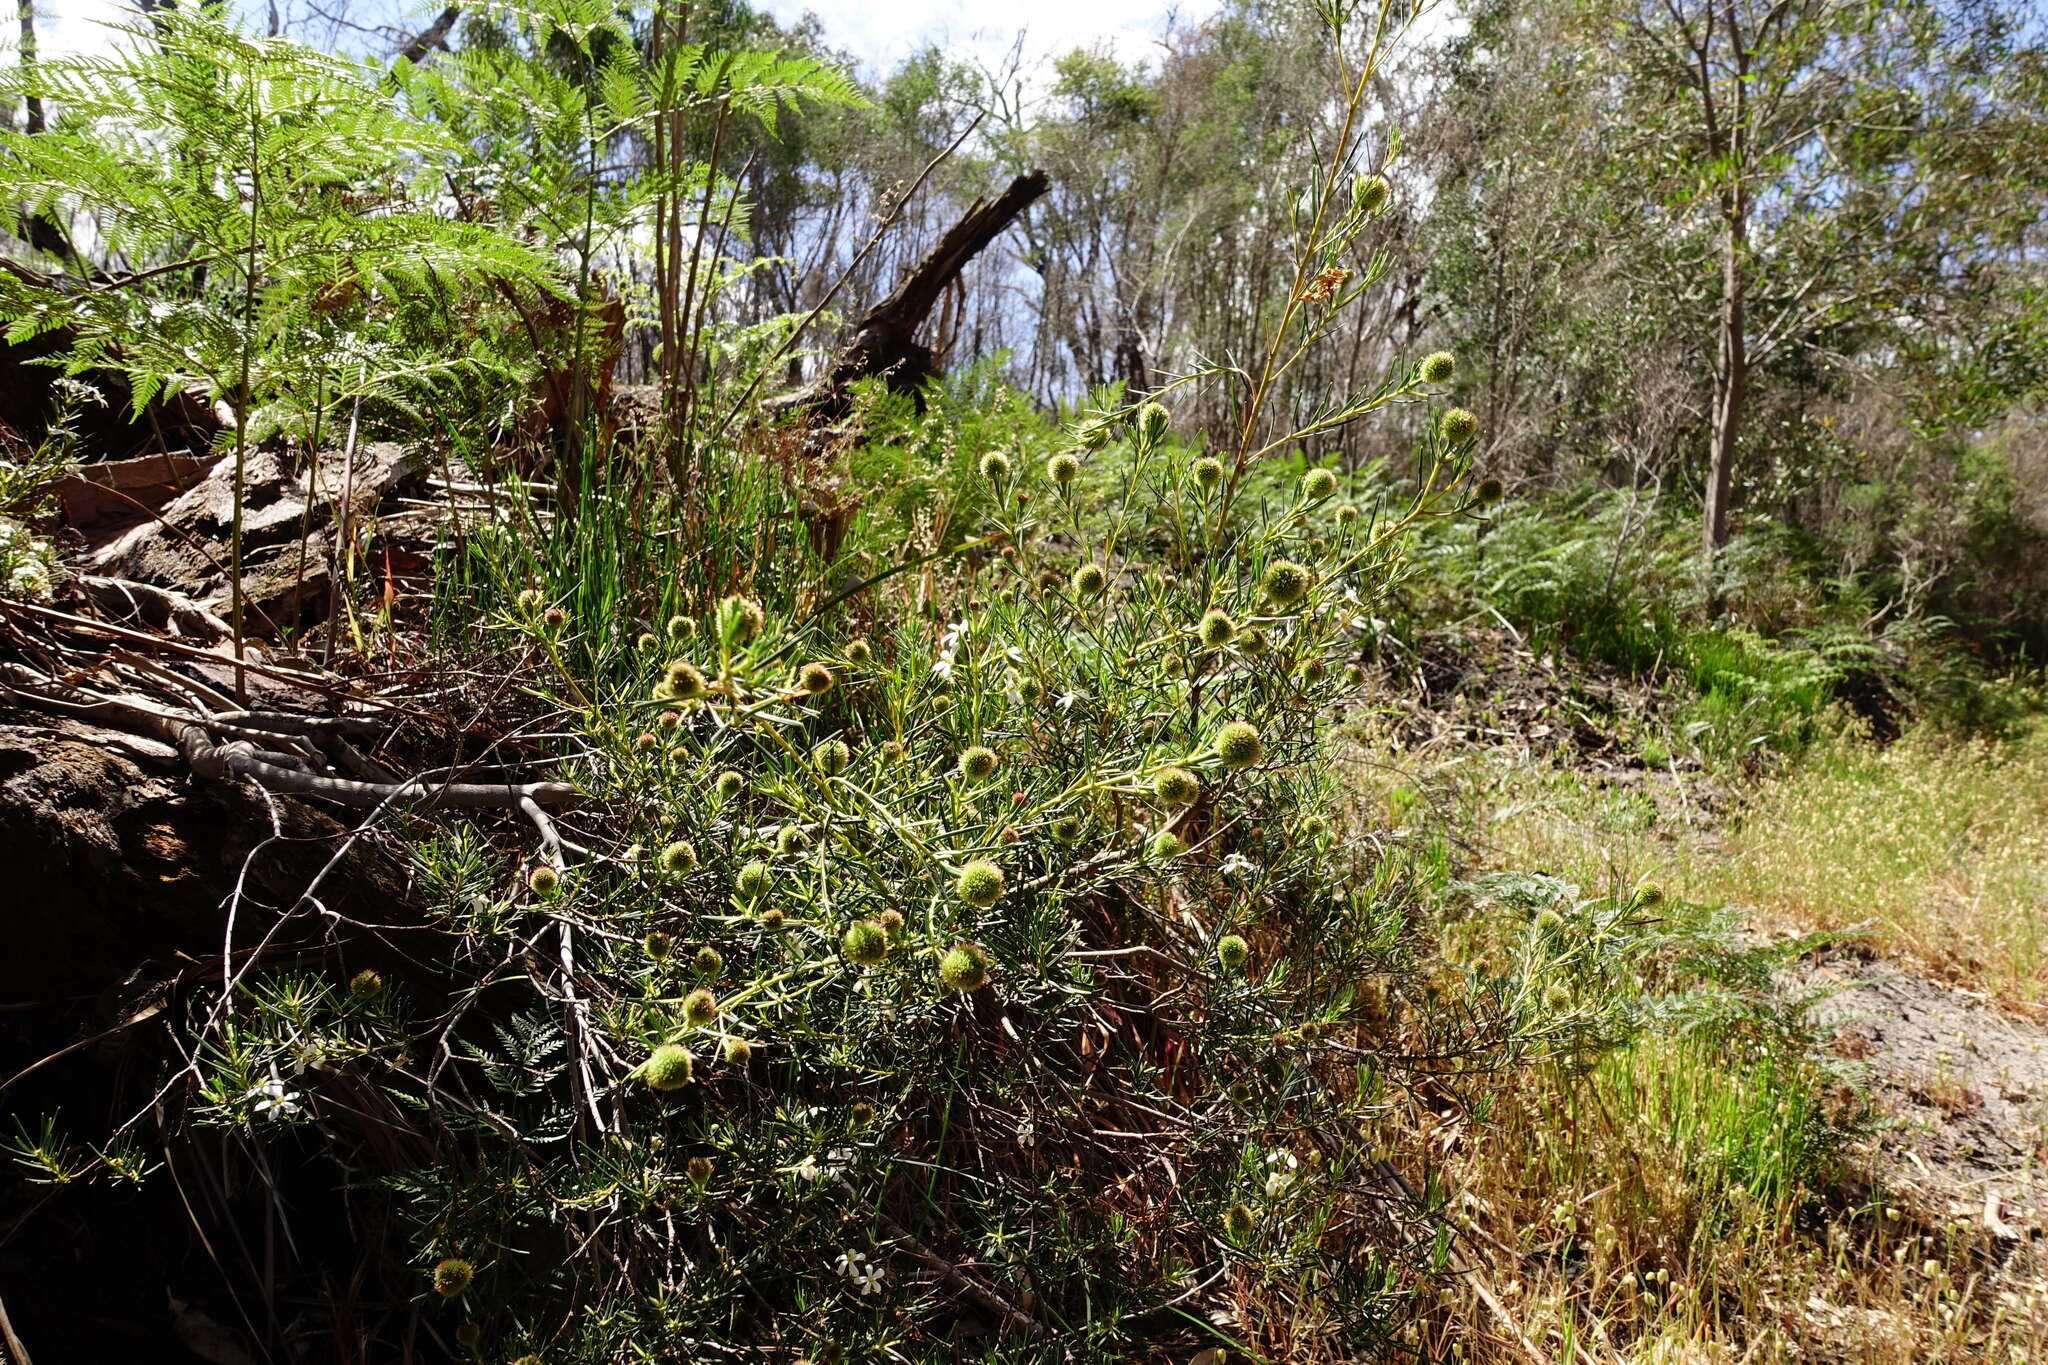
[1711,726,2048,1006]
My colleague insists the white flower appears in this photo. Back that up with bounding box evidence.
[1054,688,1087,712]
[793,1148,851,1183]
[1263,1149,1300,1197]
[834,1249,884,1295]
[1220,853,1260,882]
[248,1077,302,1120]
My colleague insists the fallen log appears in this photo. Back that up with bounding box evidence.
[775,169,1050,422]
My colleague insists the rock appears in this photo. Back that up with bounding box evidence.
[90,442,417,634]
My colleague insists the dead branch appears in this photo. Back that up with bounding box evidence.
[774,170,1050,422]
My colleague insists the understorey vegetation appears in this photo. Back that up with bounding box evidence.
[1,0,2043,1363]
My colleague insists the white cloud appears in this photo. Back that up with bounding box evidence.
[759,0,1220,79]
[30,0,135,59]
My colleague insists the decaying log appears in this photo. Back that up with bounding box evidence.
[91,441,415,633]
[776,169,1050,421]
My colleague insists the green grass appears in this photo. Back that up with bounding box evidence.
[1712,723,2048,1006]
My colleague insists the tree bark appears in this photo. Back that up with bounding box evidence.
[775,170,1050,421]
[1703,209,1747,563]
[396,5,462,62]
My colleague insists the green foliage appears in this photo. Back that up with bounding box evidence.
[0,9,555,436]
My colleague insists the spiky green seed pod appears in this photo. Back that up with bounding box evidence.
[1216,934,1249,970]
[658,840,698,875]
[634,731,659,753]
[1260,560,1312,607]
[645,1043,694,1091]
[956,860,1005,907]
[515,588,543,614]
[682,987,719,1028]
[797,662,834,695]
[719,595,765,645]
[686,1155,714,1185]
[1071,562,1108,597]
[657,709,683,730]
[1012,672,1044,704]
[455,1323,482,1348]
[1240,628,1269,657]
[1192,456,1225,490]
[659,660,708,701]
[734,861,770,901]
[636,631,659,651]
[1419,350,1456,384]
[813,739,851,775]
[849,1101,877,1128]
[1049,814,1084,843]
[1197,609,1236,650]
[1303,467,1339,502]
[348,969,383,999]
[1152,766,1201,806]
[715,770,744,799]
[721,1035,751,1065]
[1046,451,1081,485]
[540,604,566,628]
[1635,883,1665,908]
[643,931,673,960]
[432,1257,475,1297]
[1476,476,1505,505]
[1344,662,1367,688]
[757,907,784,930]
[1077,418,1112,450]
[1300,658,1328,685]
[1149,829,1187,859]
[957,745,999,782]
[1224,1203,1257,1240]
[1298,813,1330,844]
[1213,722,1264,770]
[879,739,907,765]
[939,942,990,992]
[1439,407,1479,445]
[845,638,872,664]
[694,946,723,977]
[1137,402,1171,446]
[1355,173,1390,215]
[876,908,906,942]
[979,450,1013,481]
[776,824,810,855]
[842,920,889,966]
[667,614,696,640]
[527,865,560,897]
[1334,502,1360,526]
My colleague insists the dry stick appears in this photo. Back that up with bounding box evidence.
[321,389,367,667]
[0,663,577,810]
[0,1288,34,1365]
[0,598,392,702]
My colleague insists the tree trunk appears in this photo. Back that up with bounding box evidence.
[1703,211,1747,568]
